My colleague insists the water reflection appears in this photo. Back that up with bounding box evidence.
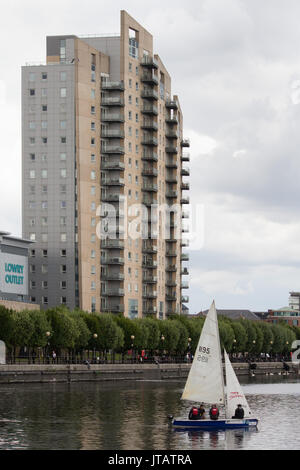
[0,375,300,450]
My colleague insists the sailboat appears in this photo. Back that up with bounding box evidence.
[172,301,259,430]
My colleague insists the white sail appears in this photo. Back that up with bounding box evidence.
[181,301,225,405]
[224,349,252,419]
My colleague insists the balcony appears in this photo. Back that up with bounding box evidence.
[142,136,158,146]
[102,273,124,282]
[102,129,125,139]
[166,190,178,199]
[142,105,158,115]
[181,182,190,191]
[101,113,125,122]
[181,239,189,247]
[142,291,157,299]
[182,296,190,303]
[142,260,158,268]
[142,242,157,253]
[142,166,158,177]
[165,130,178,139]
[141,72,159,85]
[102,178,125,186]
[166,293,177,301]
[102,305,125,313]
[181,282,189,289]
[181,268,189,275]
[182,212,189,219]
[165,100,178,110]
[102,288,125,297]
[181,168,190,176]
[141,56,159,69]
[165,146,178,154]
[101,194,121,203]
[181,153,190,162]
[143,276,157,284]
[181,139,190,148]
[142,151,158,162]
[181,197,190,204]
[143,307,157,315]
[165,116,178,125]
[101,161,125,171]
[141,119,158,131]
[102,97,124,107]
[141,89,158,100]
[101,240,124,249]
[165,159,178,169]
[102,257,125,265]
[166,265,177,272]
[165,175,178,184]
[102,146,125,155]
[165,280,176,287]
[142,182,158,192]
[166,250,177,257]
[102,81,124,91]
[143,196,158,206]
[181,253,189,261]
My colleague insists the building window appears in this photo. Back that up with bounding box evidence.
[60,201,67,209]
[91,170,96,180]
[60,87,67,98]
[29,233,36,241]
[60,169,67,178]
[42,137,47,144]
[42,105,47,112]
[42,296,48,305]
[60,120,66,129]
[60,137,66,143]
[61,265,67,273]
[61,233,67,242]
[29,170,36,179]
[29,73,35,82]
[42,281,48,289]
[60,153,66,161]
[41,88,47,97]
[41,233,48,243]
[41,201,48,209]
[60,71,67,81]
[29,89,35,96]
[41,169,48,179]
[41,121,47,129]
[42,72,47,80]
[61,280,67,289]
[29,121,36,129]
[60,249,67,257]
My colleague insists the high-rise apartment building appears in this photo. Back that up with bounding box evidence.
[22,11,190,318]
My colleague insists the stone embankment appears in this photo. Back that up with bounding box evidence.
[0,362,299,384]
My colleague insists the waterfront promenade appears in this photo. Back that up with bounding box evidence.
[0,361,299,385]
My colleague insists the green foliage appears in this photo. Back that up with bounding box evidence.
[0,305,15,345]
[46,306,79,350]
[157,320,180,353]
[11,310,35,348]
[27,310,52,348]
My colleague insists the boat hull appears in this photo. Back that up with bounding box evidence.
[172,418,259,430]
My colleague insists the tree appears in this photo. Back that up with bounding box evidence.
[0,306,14,346]
[157,320,180,354]
[141,317,160,351]
[230,320,247,353]
[11,310,35,349]
[238,319,257,353]
[257,322,274,353]
[28,309,52,349]
[46,307,79,352]
[170,319,189,355]
[218,317,235,352]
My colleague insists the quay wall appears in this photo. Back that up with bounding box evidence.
[0,362,299,385]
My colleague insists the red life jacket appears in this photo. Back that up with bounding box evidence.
[211,407,218,416]
[192,407,198,416]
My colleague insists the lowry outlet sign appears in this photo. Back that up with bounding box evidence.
[0,253,28,295]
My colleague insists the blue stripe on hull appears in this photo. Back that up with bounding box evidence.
[173,418,258,430]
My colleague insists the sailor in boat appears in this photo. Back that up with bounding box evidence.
[188,403,206,420]
[209,404,219,420]
[232,404,244,419]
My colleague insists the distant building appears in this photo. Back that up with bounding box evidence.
[196,309,261,321]
[289,292,300,310]
[0,231,38,311]
[266,307,300,327]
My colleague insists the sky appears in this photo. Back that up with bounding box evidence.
[1,0,300,313]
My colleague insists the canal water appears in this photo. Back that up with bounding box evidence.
[0,374,299,450]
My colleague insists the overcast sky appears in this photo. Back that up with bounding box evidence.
[1,0,300,313]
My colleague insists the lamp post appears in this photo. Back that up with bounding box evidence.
[45,331,51,364]
[93,333,98,363]
[187,337,191,362]
[131,335,135,363]
[161,335,165,361]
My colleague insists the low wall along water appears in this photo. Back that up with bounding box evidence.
[0,362,299,384]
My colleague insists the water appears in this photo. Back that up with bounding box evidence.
[0,374,299,450]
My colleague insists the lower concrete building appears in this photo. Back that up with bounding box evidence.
[0,231,38,311]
